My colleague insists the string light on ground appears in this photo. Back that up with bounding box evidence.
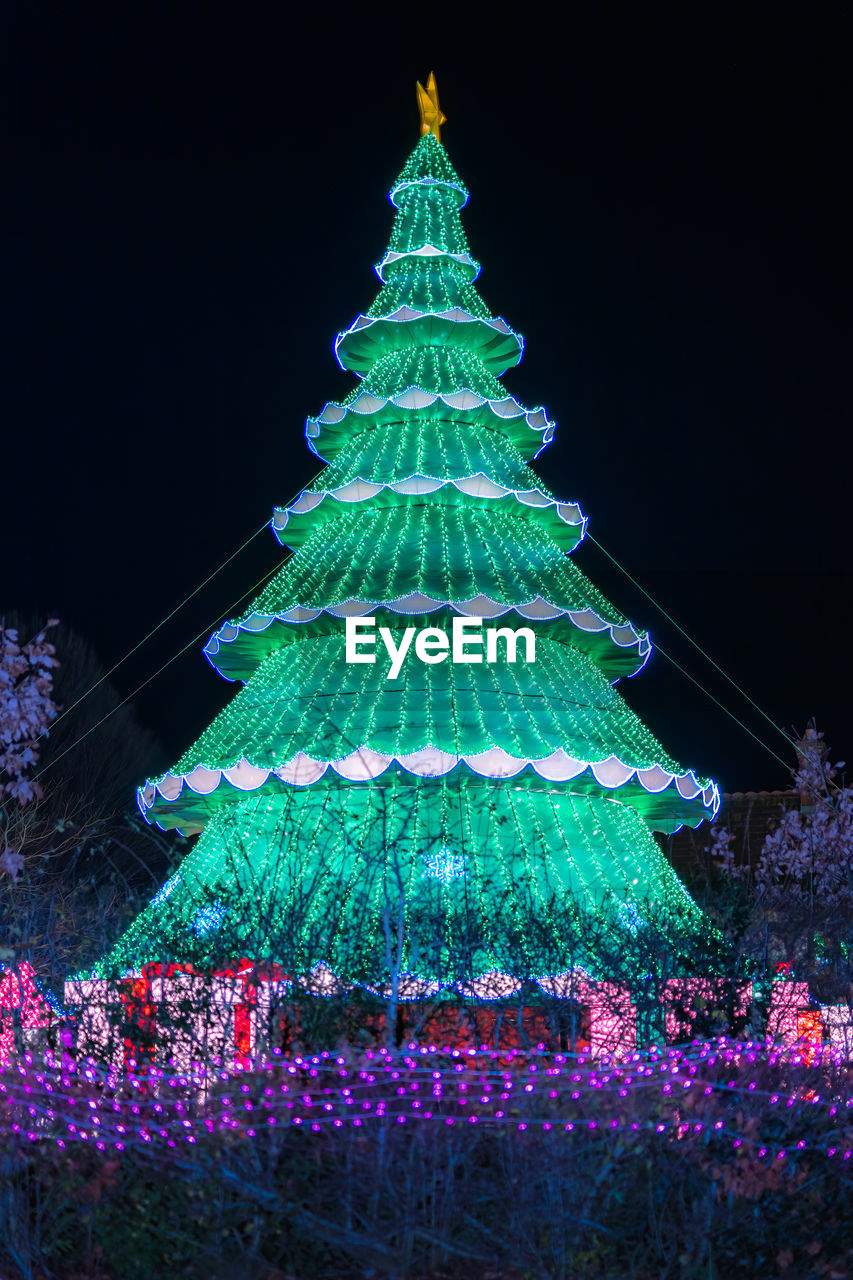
[2,1037,853,1170]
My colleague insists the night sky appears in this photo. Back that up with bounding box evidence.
[3,6,850,798]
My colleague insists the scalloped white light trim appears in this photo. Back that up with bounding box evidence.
[316,386,550,424]
[271,473,586,546]
[138,748,719,821]
[375,245,480,283]
[305,386,557,460]
[203,593,651,673]
[334,307,522,372]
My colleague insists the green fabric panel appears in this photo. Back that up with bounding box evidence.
[251,507,624,623]
[171,633,681,777]
[308,400,550,466]
[391,134,468,198]
[367,260,493,321]
[319,418,538,492]
[352,347,507,401]
[387,183,470,255]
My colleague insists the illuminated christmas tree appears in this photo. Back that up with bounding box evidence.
[99,80,719,994]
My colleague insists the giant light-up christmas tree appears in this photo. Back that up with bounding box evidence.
[98,78,719,996]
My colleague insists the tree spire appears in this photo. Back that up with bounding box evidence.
[416,72,446,141]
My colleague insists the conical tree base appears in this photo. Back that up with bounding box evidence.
[103,780,702,986]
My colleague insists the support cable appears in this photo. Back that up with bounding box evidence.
[37,496,797,784]
[34,561,282,782]
[588,534,793,749]
[48,465,326,732]
[655,642,792,774]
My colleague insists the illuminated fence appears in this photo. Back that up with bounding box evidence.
[61,970,646,1066]
[52,973,853,1068]
[2,964,851,1068]
[62,966,272,1071]
[824,1006,853,1059]
[0,961,55,1057]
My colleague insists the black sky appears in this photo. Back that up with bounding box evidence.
[3,5,851,797]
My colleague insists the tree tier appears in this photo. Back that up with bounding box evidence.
[355,347,509,401]
[307,391,554,463]
[107,783,702,982]
[141,744,715,837]
[375,244,480,284]
[317,415,538,490]
[389,135,468,209]
[204,602,649,684]
[309,342,553,461]
[255,506,621,617]
[367,258,492,320]
[140,633,716,833]
[335,308,523,377]
[206,505,649,680]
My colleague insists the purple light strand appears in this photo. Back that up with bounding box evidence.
[0,1037,851,1166]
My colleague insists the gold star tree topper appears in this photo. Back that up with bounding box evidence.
[416,72,446,141]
